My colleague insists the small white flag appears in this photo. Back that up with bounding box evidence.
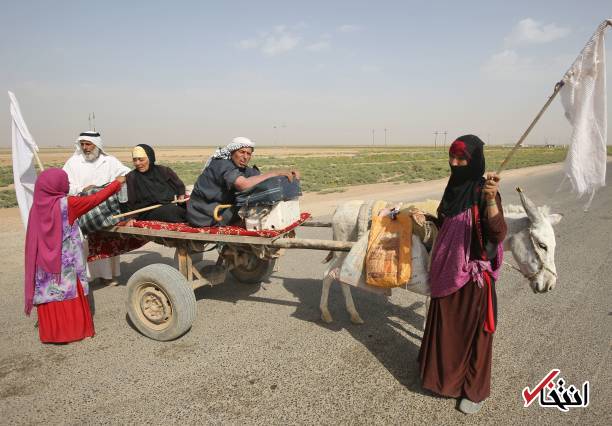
[559,19,611,209]
[9,91,40,227]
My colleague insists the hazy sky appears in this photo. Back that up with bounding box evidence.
[1,1,610,148]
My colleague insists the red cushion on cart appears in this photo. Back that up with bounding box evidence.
[119,212,311,238]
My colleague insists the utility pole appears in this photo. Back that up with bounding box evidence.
[88,112,96,131]
[433,131,439,149]
[443,131,447,150]
[384,128,387,146]
[372,129,375,145]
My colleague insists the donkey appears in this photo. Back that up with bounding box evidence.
[320,189,563,324]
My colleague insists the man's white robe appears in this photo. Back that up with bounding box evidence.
[63,150,130,281]
[63,153,130,195]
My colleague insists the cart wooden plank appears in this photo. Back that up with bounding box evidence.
[101,226,353,251]
[102,225,277,245]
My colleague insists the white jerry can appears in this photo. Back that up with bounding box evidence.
[238,199,301,231]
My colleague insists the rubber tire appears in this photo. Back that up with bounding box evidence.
[229,256,277,284]
[126,263,197,341]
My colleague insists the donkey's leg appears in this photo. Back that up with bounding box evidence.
[341,283,364,324]
[320,274,334,323]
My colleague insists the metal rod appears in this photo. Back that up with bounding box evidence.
[496,81,564,174]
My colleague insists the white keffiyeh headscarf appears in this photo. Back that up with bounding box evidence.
[204,137,255,169]
[74,130,106,155]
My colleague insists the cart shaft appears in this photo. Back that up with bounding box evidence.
[103,226,353,251]
[268,237,352,251]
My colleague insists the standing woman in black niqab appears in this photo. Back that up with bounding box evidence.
[126,144,187,222]
[418,135,508,414]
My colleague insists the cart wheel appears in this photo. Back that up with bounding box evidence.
[126,263,196,341]
[230,256,277,284]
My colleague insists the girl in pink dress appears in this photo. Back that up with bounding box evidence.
[24,168,124,343]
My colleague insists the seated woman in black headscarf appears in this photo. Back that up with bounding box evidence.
[187,137,298,227]
[125,144,187,222]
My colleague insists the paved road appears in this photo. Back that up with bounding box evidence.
[1,162,610,424]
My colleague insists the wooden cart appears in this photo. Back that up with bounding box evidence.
[98,220,350,341]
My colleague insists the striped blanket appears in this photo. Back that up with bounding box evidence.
[78,185,123,235]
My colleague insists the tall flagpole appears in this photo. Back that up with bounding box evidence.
[496,19,612,175]
[33,149,45,171]
[496,81,564,174]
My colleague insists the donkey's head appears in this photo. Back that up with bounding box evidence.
[506,190,563,293]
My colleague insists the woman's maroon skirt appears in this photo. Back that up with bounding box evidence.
[418,280,494,403]
[36,279,95,343]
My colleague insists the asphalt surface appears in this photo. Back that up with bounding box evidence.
[0,162,610,425]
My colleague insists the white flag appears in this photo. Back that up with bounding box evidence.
[9,91,40,227]
[559,19,611,208]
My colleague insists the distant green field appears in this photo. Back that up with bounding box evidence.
[0,146,575,208]
[164,146,569,193]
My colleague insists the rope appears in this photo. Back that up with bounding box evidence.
[503,260,523,275]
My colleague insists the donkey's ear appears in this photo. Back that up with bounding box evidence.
[547,213,563,226]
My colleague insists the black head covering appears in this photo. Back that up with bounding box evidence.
[438,135,486,218]
[129,144,175,209]
[137,143,156,164]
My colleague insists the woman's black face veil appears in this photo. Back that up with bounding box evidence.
[438,135,486,218]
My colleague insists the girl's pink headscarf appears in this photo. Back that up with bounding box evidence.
[24,168,69,315]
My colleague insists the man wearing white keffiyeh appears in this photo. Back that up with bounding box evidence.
[62,130,130,286]
[188,137,299,226]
